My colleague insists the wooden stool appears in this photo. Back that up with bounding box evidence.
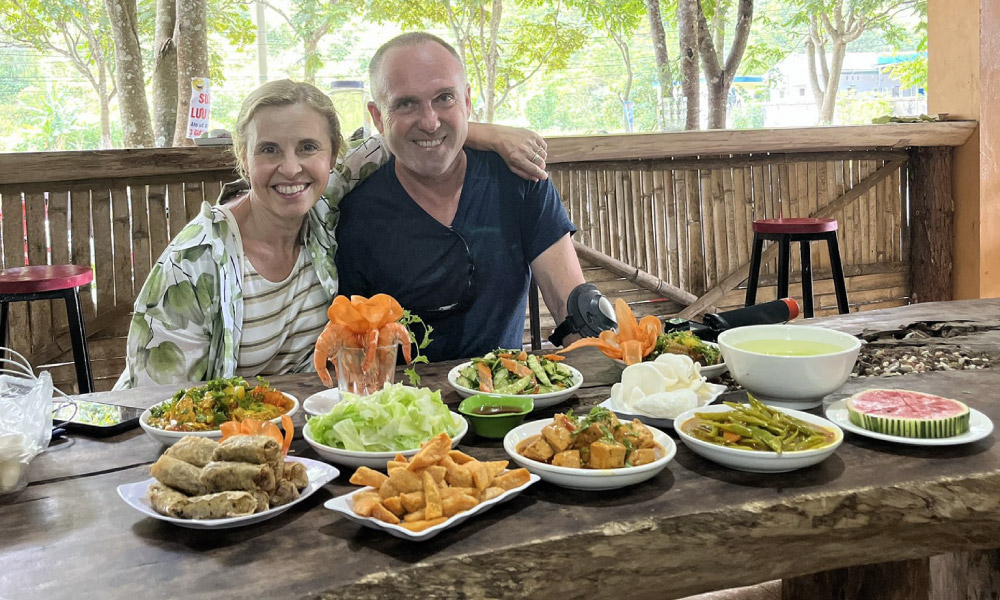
[0,265,95,393]
[745,218,850,318]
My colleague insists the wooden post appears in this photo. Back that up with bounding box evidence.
[782,558,931,600]
[908,146,954,303]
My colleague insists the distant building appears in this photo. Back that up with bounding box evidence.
[764,52,925,126]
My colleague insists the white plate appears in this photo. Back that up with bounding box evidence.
[674,404,843,473]
[598,383,727,430]
[325,472,539,541]
[302,389,342,417]
[614,342,727,379]
[503,419,676,490]
[303,413,468,469]
[824,398,995,446]
[116,456,339,529]
[140,393,299,447]
[447,362,583,410]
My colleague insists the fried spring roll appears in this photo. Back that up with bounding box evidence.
[164,436,219,468]
[283,461,308,489]
[150,454,208,495]
[212,435,281,465]
[269,479,300,508]
[200,460,276,493]
[177,491,257,519]
[250,490,271,513]
[147,481,189,517]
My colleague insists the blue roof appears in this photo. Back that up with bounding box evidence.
[877,52,925,65]
[733,76,764,83]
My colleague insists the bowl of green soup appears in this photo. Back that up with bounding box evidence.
[717,325,862,409]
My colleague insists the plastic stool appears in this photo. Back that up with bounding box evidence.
[0,265,95,393]
[745,218,849,318]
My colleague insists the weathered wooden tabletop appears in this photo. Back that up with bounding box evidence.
[3,299,999,600]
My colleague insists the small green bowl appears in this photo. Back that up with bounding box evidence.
[457,394,534,439]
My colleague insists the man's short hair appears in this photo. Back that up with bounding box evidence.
[368,32,466,105]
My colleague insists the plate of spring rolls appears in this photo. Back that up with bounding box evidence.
[117,434,339,529]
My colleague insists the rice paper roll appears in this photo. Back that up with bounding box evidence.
[164,436,219,468]
[147,481,189,517]
[150,454,208,495]
[177,491,257,519]
[269,479,300,508]
[283,461,308,489]
[200,460,276,493]
[212,435,280,465]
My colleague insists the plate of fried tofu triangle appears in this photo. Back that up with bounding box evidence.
[503,407,676,490]
[326,432,539,541]
[118,434,339,529]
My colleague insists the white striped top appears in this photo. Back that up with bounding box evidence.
[217,206,330,378]
[235,249,330,377]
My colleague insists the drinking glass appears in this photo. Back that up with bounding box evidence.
[336,345,398,396]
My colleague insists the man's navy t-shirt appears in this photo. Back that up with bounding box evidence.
[335,149,575,362]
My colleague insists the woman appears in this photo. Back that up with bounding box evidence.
[116,80,547,389]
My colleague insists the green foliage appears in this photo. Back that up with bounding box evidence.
[833,88,893,125]
[361,0,588,121]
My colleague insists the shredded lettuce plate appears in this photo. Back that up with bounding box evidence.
[307,383,460,452]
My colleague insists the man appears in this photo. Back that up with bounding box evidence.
[335,32,613,361]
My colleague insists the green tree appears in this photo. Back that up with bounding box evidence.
[565,0,646,131]
[363,0,588,122]
[695,0,755,129]
[787,0,922,124]
[263,0,358,84]
[0,0,117,147]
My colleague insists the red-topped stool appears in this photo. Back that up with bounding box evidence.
[0,265,95,393]
[745,218,850,318]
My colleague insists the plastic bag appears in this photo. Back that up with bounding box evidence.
[0,371,53,496]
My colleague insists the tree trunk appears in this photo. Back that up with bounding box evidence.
[173,0,209,146]
[819,40,847,124]
[678,0,700,130]
[695,0,754,129]
[646,0,673,105]
[152,0,177,147]
[104,0,154,148]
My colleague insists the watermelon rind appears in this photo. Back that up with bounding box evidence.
[846,389,970,439]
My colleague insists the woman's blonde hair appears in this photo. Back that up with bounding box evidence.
[232,79,342,180]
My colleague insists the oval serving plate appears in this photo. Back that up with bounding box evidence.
[824,398,994,447]
[117,456,338,529]
[302,413,468,469]
[674,404,843,473]
[447,362,583,410]
[139,393,299,447]
[503,418,676,490]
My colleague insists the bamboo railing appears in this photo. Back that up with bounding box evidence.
[0,122,975,392]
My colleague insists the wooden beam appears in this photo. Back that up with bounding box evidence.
[677,157,907,319]
[574,241,699,307]
[546,122,976,164]
[0,147,235,186]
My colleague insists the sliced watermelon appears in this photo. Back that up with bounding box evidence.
[846,389,970,438]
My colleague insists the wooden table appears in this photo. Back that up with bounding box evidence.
[3,299,1000,600]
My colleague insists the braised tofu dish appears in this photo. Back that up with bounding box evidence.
[516,407,662,469]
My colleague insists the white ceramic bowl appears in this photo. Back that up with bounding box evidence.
[674,403,844,473]
[503,418,676,490]
[302,413,468,469]
[139,393,299,447]
[447,362,583,410]
[717,324,862,409]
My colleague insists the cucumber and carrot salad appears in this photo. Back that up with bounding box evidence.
[456,349,577,395]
